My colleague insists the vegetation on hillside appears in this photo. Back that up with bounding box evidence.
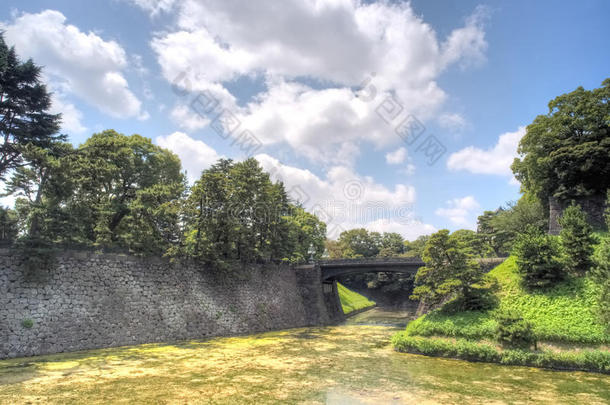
[337,283,375,315]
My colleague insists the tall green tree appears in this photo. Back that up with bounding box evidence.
[180,158,295,266]
[0,206,18,243]
[512,79,610,207]
[284,206,327,263]
[592,238,610,329]
[513,226,564,289]
[410,230,483,307]
[0,34,63,179]
[559,203,594,273]
[71,130,185,249]
[337,228,380,258]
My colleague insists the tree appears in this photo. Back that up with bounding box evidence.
[284,205,327,263]
[0,206,18,243]
[477,196,547,256]
[180,158,298,266]
[605,189,610,230]
[337,228,380,258]
[70,130,185,249]
[559,204,594,273]
[378,232,404,257]
[403,235,429,257]
[495,310,537,349]
[0,34,63,179]
[512,79,610,211]
[410,230,484,307]
[513,226,564,288]
[451,229,492,258]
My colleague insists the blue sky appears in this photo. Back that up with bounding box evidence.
[1,0,608,240]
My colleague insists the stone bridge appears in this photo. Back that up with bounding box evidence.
[319,257,425,281]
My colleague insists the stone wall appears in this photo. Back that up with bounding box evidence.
[0,250,338,359]
[549,195,607,234]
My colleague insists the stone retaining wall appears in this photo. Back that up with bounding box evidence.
[0,250,336,359]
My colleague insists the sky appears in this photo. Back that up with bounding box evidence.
[1,0,608,240]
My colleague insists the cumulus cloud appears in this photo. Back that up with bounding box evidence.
[156,131,222,182]
[386,147,408,165]
[1,10,145,119]
[148,0,489,164]
[49,93,87,135]
[435,196,480,228]
[447,126,525,182]
[255,153,435,240]
[438,112,468,134]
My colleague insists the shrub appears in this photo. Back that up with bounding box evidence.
[494,310,537,349]
[513,227,564,288]
[391,334,610,373]
[559,204,595,274]
[21,318,34,329]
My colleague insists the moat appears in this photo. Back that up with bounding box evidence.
[0,308,608,404]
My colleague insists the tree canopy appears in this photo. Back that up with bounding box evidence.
[0,34,63,180]
[512,79,610,203]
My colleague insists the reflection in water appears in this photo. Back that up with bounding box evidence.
[0,309,609,404]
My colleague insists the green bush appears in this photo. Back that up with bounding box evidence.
[21,318,34,329]
[559,204,595,274]
[494,310,537,349]
[392,334,610,373]
[513,227,565,288]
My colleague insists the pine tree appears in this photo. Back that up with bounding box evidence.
[0,34,63,179]
[559,204,595,273]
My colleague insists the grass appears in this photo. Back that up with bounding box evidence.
[403,256,609,344]
[337,282,375,315]
[394,249,610,373]
[392,334,610,374]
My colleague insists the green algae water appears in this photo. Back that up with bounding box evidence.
[0,309,608,404]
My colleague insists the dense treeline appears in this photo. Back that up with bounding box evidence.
[1,131,326,266]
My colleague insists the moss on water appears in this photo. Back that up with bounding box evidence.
[1,323,609,404]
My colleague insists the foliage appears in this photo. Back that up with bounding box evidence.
[404,256,609,344]
[178,158,322,266]
[512,226,565,288]
[606,189,610,229]
[284,206,326,263]
[0,207,18,243]
[402,235,429,257]
[392,334,610,374]
[494,310,537,349]
[0,34,64,180]
[592,236,610,329]
[410,230,484,308]
[559,203,595,273]
[405,311,497,340]
[451,229,492,258]
[337,282,375,315]
[476,195,547,256]
[512,79,610,205]
[21,319,33,329]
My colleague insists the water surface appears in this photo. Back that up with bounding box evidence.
[0,309,608,404]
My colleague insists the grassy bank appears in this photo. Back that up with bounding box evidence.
[393,255,610,373]
[337,282,375,315]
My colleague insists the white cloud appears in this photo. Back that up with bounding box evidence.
[435,195,480,228]
[49,93,87,135]
[1,10,144,119]
[386,147,407,165]
[447,126,525,182]
[438,112,468,134]
[170,104,210,131]
[255,153,435,239]
[148,0,489,164]
[128,0,178,16]
[156,131,222,182]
